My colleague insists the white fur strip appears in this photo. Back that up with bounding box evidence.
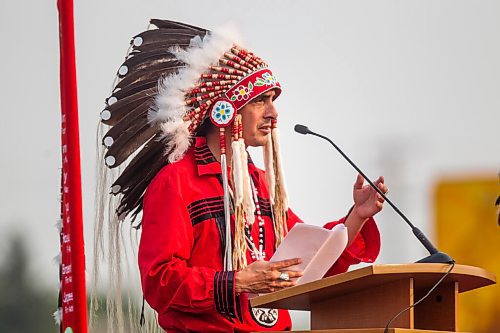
[231,141,244,206]
[272,128,289,210]
[263,133,275,205]
[239,139,255,225]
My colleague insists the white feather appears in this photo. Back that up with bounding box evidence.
[160,120,192,163]
[150,25,243,159]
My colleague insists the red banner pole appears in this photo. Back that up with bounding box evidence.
[57,0,88,332]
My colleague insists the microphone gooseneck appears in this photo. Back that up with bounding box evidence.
[294,124,454,264]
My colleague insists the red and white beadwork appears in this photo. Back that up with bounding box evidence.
[225,68,281,110]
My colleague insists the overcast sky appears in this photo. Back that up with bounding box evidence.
[1,1,499,307]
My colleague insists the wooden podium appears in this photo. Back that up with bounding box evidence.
[250,264,496,333]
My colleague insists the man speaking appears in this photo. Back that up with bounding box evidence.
[97,19,388,332]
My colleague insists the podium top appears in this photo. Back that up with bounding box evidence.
[250,263,496,310]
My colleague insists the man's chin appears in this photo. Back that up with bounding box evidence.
[246,137,268,147]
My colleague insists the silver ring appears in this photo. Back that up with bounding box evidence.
[278,272,290,281]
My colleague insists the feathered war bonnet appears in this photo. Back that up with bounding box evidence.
[99,19,289,271]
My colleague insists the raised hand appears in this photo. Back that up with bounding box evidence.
[234,258,303,294]
[352,174,388,220]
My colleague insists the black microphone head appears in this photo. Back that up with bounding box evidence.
[294,124,310,135]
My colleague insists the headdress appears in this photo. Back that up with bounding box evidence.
[97,19,289,281]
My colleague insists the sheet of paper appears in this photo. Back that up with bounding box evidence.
[270,223,348,285]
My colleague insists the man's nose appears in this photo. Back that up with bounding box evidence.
[264,101,278,120]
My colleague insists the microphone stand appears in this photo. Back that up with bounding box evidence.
[294,124,454,264]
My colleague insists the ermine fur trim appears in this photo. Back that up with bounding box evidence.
[272,127,288,210]
[239,139,255,225]
[263,133,275,204]
[231,141,244,205]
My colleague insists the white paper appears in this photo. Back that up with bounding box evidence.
[270,223,348,285]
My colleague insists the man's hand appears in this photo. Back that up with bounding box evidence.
[353,174,388,220]
[234,258,303,294]
[344,174,388,246]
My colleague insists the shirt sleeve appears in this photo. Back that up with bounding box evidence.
[286,207,380,275]
[138,175,236,318]
[323,215,380,276]
[286,208,303,230]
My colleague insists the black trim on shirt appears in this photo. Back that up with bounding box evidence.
[214,271,237,321]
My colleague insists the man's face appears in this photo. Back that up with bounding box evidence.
[239,90,278,147]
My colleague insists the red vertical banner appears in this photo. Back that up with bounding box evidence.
[57,0,88,332]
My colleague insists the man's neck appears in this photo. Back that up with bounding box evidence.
[205,127,233,162]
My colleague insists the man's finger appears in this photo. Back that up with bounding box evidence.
[378,182,388,193]
[374,177,389,194]
[374,175,384,185]
[285,270,303,278]
[271,258,302,270]
[275,281,297,289]
[354,174,364,189]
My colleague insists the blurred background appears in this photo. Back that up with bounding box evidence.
[0,0,498,332]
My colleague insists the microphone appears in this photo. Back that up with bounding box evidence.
[294,124,454,264]
[294,124,310,135]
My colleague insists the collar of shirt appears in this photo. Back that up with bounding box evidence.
[194,137,221,176]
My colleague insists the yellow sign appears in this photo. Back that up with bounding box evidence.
[435,176,500,333]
